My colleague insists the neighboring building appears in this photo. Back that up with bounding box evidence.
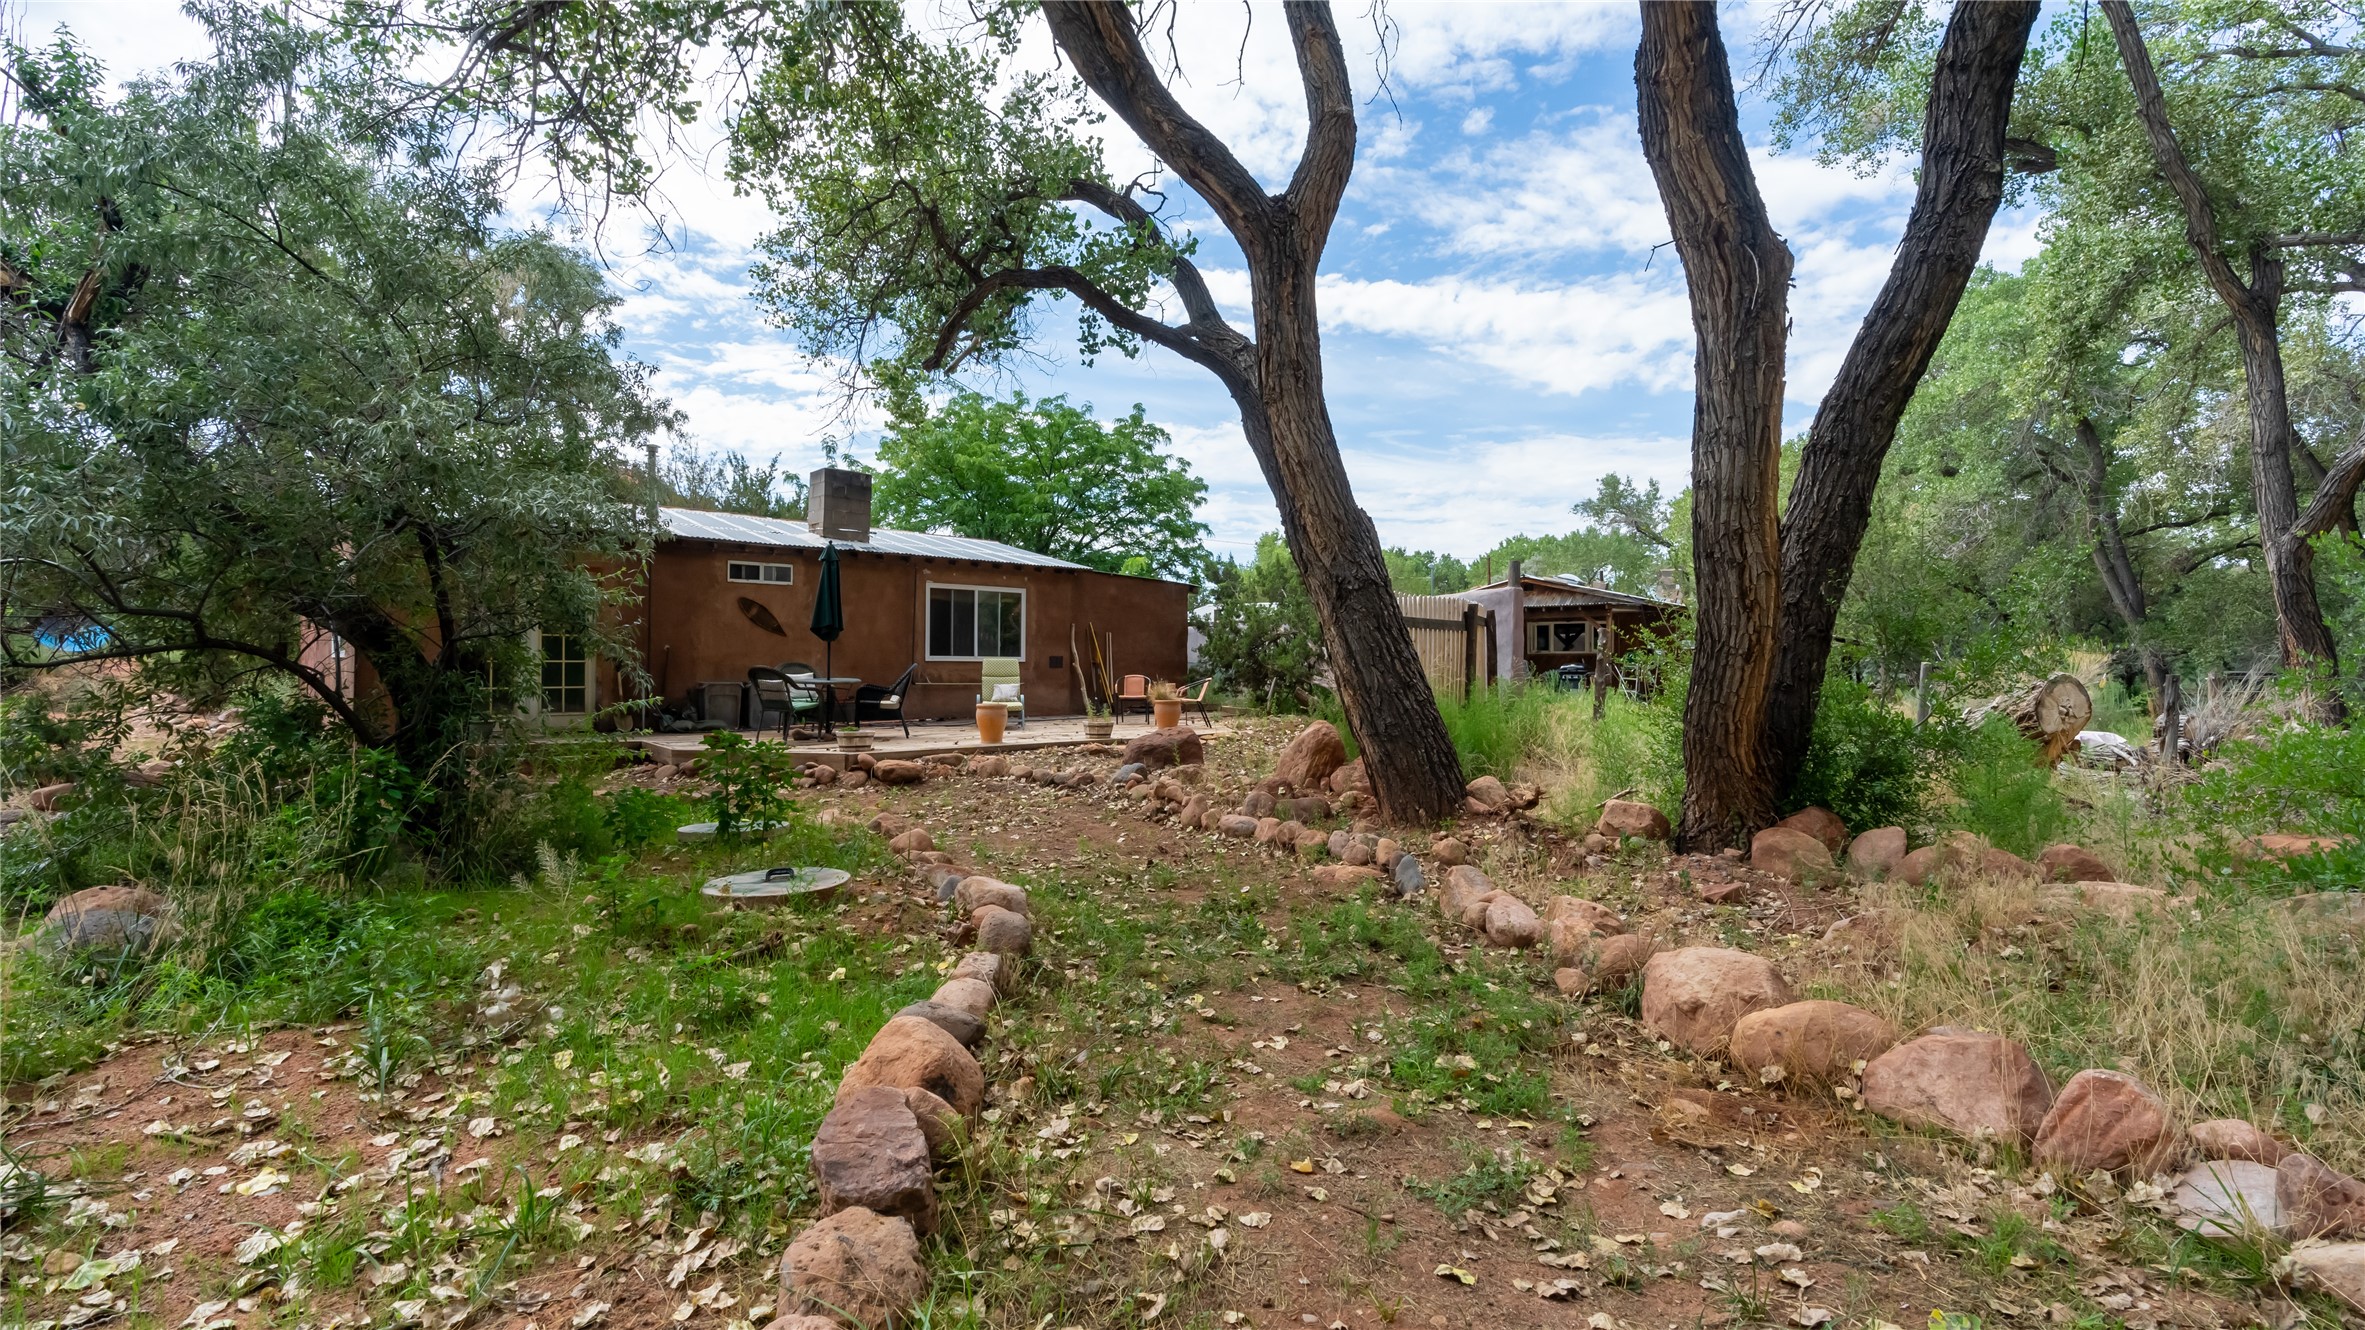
[602,468,1190,727]
[1454,561,1681,691]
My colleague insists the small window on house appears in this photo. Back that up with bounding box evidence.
[1530,621,1553,654]
[728,561,795,584]
[927,585,1024,659]
[541,633,589,714]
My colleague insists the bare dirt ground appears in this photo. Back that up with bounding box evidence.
[5,717,2316,1330]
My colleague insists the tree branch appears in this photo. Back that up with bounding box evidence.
[2102,1,2251,310]
[1040,2,1278,246]
[1282,2,1356,250]
[2294,436,2365,538]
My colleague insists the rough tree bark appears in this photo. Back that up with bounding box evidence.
[1636,1,1792,850]
[2102,0,2345,723]
[1761,0,2040,799]
[1040,1,1467,820]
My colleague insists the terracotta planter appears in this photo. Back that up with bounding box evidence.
[975,703,1008,746]
[1084,716,1114,741]
[1152,699,1183,729]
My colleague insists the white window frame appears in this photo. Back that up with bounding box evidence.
[1530,621,1554,654]
[526,627,596,724]
[727,560,796,585]
[925,582,1026,661]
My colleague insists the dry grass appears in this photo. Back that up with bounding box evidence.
[1825,873,2365,1173]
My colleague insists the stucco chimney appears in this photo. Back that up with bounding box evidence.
[1655,567,1682,603]
[807,467,872,543]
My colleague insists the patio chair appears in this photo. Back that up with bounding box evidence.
[1112,673,1151,720]
[748,667,815,740]
[977,657,1026,729]
[856,662,918,737]
[778,661,833,729]
[1179,678,1216,727]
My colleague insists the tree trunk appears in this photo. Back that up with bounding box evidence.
[2102,0,2345,723]
[1762,0,2040,800]
[1636,1,1791,851]
[1042,0,1468,819]
[1983,673,2093,767]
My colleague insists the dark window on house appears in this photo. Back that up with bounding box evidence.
[541,632,589,713]
[927,585,1023,659]
[727,561,795,584]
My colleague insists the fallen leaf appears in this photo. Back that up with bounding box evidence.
[1658,1199,1690,1220]
[1433,1264,1476,1285]
[1289,1158,1315,1174]
[571,1303,611,1328]
[1238,1212,1271,1229]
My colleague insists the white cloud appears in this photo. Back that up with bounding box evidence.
[1317,271,1697,399]
[1460,106,1494,136]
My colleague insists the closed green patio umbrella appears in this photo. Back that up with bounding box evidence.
[811,542,845,723]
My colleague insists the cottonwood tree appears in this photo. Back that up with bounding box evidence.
[2098,0,2365,719]
[1637,0,2041,846]
[0,30,665,807]
[872,392,1209,580]
[365,0,1469,818]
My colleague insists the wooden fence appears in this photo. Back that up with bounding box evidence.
[1395,594,1496,699]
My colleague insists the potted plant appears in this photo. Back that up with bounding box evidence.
[1082,699,1114,741]
[974,699,1010,745]
[835,724,873,753]
[1148,679,1183,729]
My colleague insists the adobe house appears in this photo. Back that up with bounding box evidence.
[1454,561,1682,692]
[575,468,1192,728]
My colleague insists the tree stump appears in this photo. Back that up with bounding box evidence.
[1977,674,2092,767]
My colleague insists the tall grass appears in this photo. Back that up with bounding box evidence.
[1831,875,2365,1173]
[1415,682,1683,826]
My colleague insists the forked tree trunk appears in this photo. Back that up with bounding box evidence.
[1761,0,2040,799]
[2102,0,2345,723]
[1042,1,1468,819]
[1636,2,1791,850]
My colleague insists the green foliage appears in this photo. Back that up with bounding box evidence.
[1384,548,1475,596]
[871,391,1208,578]
[1433,684,1565,782]
[1468,474,1693,601]
[2185,702,2365,890]
[660,444,807,520]
[1946,719,2073,857]
[0,25,666,812]
[0,683,130,792]
[1788,674,1947,831]
[1199,534,1327,710]
[1406,1145,1540,1218]
[697,731,800,839]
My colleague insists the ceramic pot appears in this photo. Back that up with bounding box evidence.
[975,703,1008,745]
[1152,698,1183,729]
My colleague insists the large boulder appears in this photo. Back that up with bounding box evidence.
[1596,799,1671,842]
[2170,1160,2284,1239]
[1431,837,1469,866]
[930,977,996,1018]
[1859,1032,2053,1147]
[1464,776,1513,815]
[1122,727,1204,770]
[779,1206,929,1329]
[1773,807,1849,855]
[1980,847,2039,881]
[1749,827,1834,881]
[1893,842,1972,887]
[27,781,77,812]
[1727,1000,1898,1086]
[1216,814,1259,839]
[890,1000,984,1050]
[953,878,1029,918]
[811,1087,939,1234]
[1273,722,1348,790]
[2283,1243,2365,1312]
[949,951,1009,995]
[971,905,1033,958]
[1438,865,1496,920]
[1639,948,1795,1056]
[42,885,174,956]
[838,1016,985,1118]
[887,828,934,856]
[2032,1070,2178,1177]
[1326,757,1372,798]
[1557,933,1658,996]
[1847,827,1909,878]
[2189,1119,2287,1165]
[1481,895,1541,949]
[870,759,929,786]
[2037,843,2116,883]
[1544,895,1623,934]
[2279,1154,2365,1239]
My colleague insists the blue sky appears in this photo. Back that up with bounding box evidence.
[25,1,2042,560]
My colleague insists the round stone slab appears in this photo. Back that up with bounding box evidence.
[701,866,851,908]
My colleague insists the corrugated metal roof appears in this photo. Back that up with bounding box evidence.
[1466,573,1680,611]
[659,508,1093,572]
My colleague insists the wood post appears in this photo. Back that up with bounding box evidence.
[2161,673,2182,767]
[1461,602,1479,701]
[1915,660,1932,727]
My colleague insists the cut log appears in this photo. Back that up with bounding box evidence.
[1970,674,2092,767]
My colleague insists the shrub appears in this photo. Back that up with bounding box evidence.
[699,731,800,839]
[1945,717,2072,857]
[1787,676,1945,831]
[0,682,130,792]
[2184,703,2365,891]
[1432,684,1563,781]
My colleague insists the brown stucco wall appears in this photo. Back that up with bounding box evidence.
[637,540,1189,722]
